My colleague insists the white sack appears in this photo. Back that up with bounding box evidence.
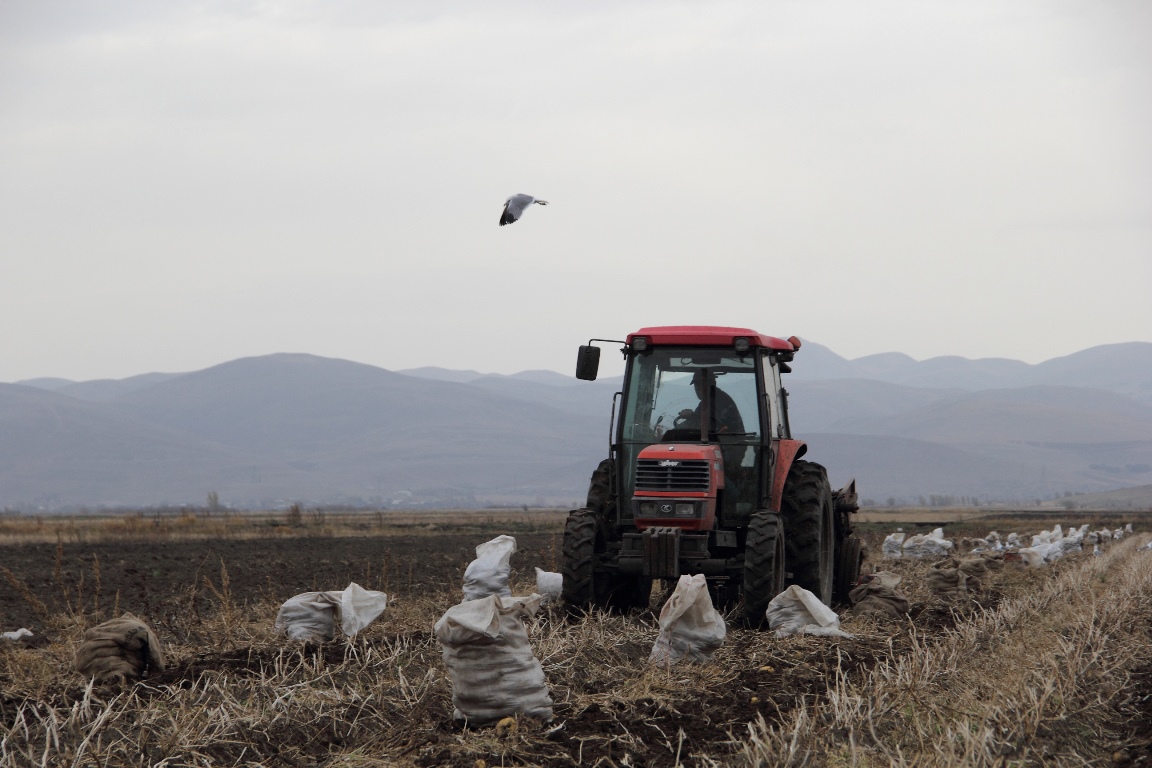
[534,567,562,602]
[882,532,906,559]
[275,582,388,642]
[1018,543,1059,567]
[766,585,853,639]
[1006,532,1022,548]
[2,628,33,642]
[902,528,954,559]
[338,583,390,636]
[649,574,726,666]
[463,535,518,601]
[1056,530,1084,555]
[435,594,553,724]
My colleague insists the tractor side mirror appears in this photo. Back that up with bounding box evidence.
[575,345,601,381]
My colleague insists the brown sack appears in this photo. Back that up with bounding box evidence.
[930,557,984,597]
[75,613,165,681]
[927,567,965,599]
[849,570,910,619]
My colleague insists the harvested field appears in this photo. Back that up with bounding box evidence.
[2,514,1151,766]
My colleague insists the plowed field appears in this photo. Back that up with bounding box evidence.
[2,518,1150,766]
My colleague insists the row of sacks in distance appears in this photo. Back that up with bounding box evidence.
[881,523,1136,566]
[847,552,1004,618]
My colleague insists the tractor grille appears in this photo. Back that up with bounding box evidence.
[635,459,710,492]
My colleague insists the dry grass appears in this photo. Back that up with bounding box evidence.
[2,524,1150,766]
[740,535,1152,766]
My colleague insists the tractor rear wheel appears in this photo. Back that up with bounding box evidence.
[781,460,835,605]
[834,534,864,605]
[742,509,785,627]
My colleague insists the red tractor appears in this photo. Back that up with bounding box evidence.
[562,326,863,626]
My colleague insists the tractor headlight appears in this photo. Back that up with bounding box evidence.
[675,502,696,517]
[638,501,657,516]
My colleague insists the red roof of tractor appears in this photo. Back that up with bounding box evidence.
[627,326,797,351]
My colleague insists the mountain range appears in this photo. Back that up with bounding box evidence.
[3,340,1151,510]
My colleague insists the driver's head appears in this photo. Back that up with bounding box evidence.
[692,369,708,397]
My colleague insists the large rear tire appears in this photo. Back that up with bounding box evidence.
[781,460,835,605]
[743,510,785,627]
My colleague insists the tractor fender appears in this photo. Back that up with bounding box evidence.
[769,439,807,513]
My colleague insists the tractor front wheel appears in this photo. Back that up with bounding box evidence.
[561,508,651,613]
[781,460,835,605]
[561,508,602,613]
[743,509,785,627]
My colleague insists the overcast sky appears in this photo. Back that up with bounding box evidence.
[2,0,1149,383]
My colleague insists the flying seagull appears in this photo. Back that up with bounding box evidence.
[500,193,548,226]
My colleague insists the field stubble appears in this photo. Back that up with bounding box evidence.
[1,512,1150,767]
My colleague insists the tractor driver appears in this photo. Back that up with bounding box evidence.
[676,369,745,435]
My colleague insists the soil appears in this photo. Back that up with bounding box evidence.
[3,530,1150,767]
[0,532,562,632]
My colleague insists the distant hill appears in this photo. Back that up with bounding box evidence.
[4,341,1152,510]
[1040,484,1152,511]
[791,340,1152,402]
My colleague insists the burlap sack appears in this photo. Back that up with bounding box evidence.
[849,570,910,619]
[75,613,165,681]
[927,567,966,599]
[931,556,985,595]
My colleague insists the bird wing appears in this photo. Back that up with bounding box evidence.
[499,194,533,226]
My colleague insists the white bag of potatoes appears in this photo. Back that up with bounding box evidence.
[649,574,726,665]
[275,582,388,642]
[435,593,553,724]
[766,585,853,638]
